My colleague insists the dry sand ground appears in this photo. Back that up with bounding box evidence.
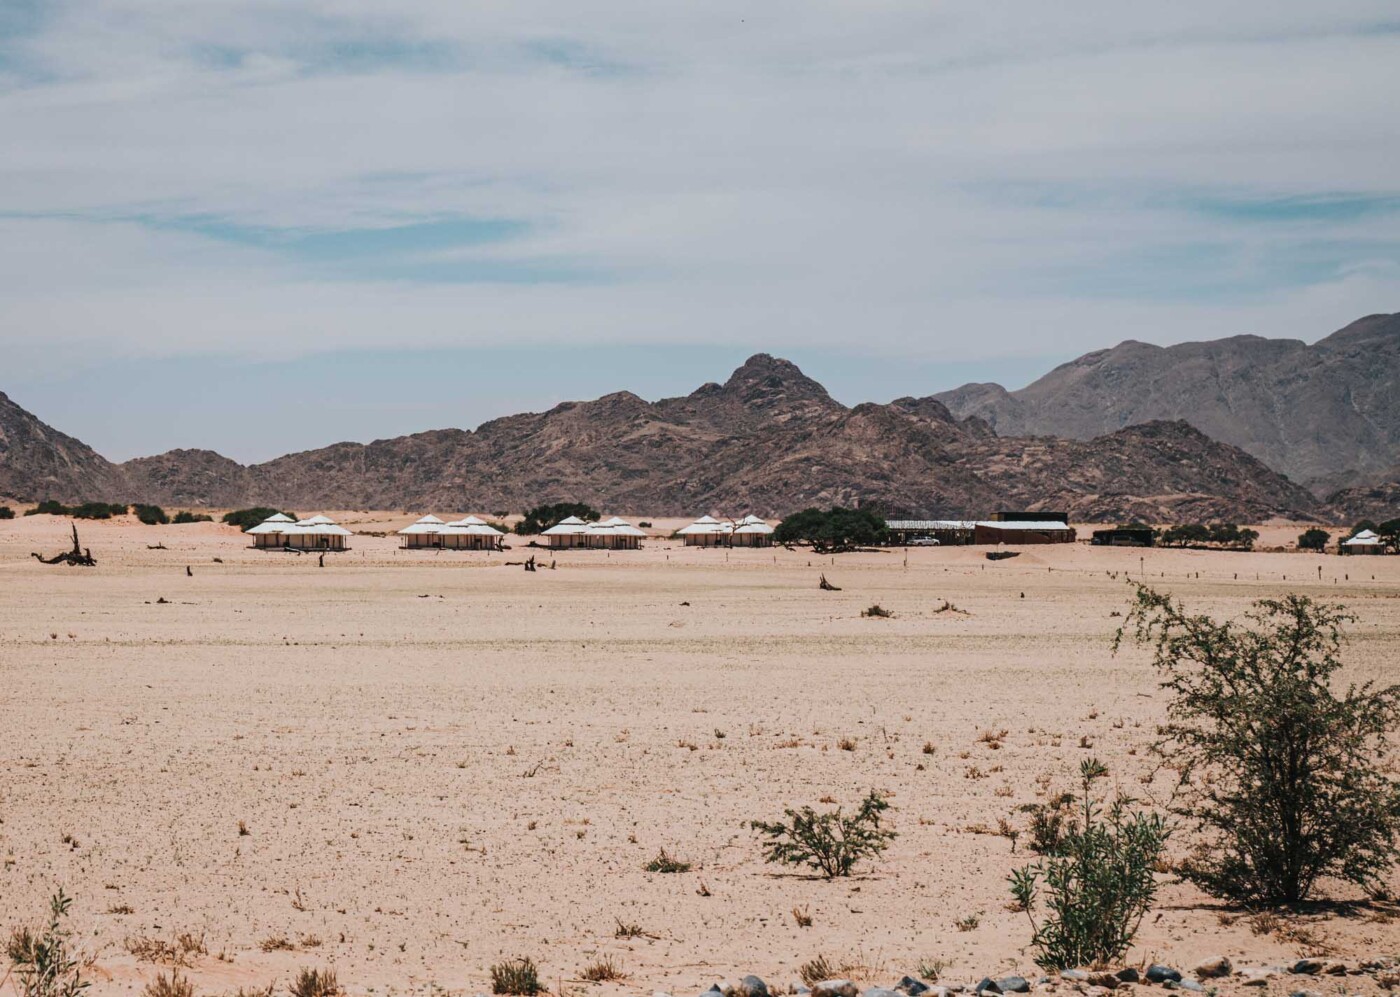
[2,514,1399,997]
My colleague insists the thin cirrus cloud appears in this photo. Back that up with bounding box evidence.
[1,1,1399,458]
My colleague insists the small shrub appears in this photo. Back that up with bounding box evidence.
[954,914,980,932]
[289,968,339,997]
[836,736,857,751]
[750,789,896,879]
[799,955,841,988]
[1009,758,1168,970]
[173,512,213,524]
[143,972,193,997]
[1116,585,1400,904]
[792,906,813,928]
[861,604,892,618]
[644,848,691,873]
[491,956,542,996]
[918,958,950,982]
[613,918,649,939]
[578,956,627,982]
[8,888,88,997]
[0,506,14,520]
[1019,792,1076,855]
[258,936,293,953]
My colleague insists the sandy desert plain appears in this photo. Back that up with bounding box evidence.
[2,512,1400,997]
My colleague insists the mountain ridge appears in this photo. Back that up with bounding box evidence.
[1,354,1327,523]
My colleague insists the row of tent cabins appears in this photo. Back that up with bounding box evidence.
[676,515,776,547]
[398,515,506,550]
[541,516,646,550]
[247,513,353,550]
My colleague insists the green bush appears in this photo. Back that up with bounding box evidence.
[222,508,296,532]
[1116,585,1400,903]
[0,506,14,520]
[1009,759,1167,970]
[773,507,887,552]
[515,503,599,536]
[750,789,896,878]
[23,500,127,520]
[7,888,89,997]
[172,511,213,524]
[1297,527,1330,551]
[133,504,168,526]
[490,957,541,996]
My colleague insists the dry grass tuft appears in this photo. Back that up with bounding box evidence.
[643,848,691,873]
[491,956,542,996]
[143,971,194,997]
[578,955,627,982]
[289,967,340,997]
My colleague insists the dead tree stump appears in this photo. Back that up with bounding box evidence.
[31,524,97,567]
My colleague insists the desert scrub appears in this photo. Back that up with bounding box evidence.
[142,972,193,997]
[491,956,542,995]
[578,955,627,982]
[7,888,89,997]
[1009,758,1167,969]
[644,848,691,873]
[1117,585,1400,904]
[750,789,895,878]
[288,968,339,997]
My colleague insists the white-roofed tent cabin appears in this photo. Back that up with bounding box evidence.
[543,516,645,550]
[248,513,352,551]
[730,514,775,547]
[677,514,774,547]
[1341,529,1387,555]
[398,515,505,551]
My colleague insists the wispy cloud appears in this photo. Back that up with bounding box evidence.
[1,1,1397,383]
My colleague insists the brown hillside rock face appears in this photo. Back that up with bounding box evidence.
[0,354,1328,520]
[0,390,127,503]
[933,312,1400,494]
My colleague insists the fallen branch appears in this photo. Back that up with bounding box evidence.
[818,573,841,591]
[31,524,97,567]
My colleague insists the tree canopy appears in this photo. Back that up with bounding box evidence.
[516,503,600,536]
[774,507,886,552]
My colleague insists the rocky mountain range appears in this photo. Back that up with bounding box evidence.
[934,312,1400,497]
[1,354,1329,523]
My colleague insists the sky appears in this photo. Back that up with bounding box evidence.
[2,2,1398,463]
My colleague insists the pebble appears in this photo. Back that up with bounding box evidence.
[1060,971,1089,983]
[1146,966,1181,985]
[1194,956,1232,980]
[896,978,930,997]
[998,977,1031,994]
[975,979,1001,995]
[814,981,859,997]
[1085,973,1118,990]
[1115,969,1139,985]
[865,989,901,997]
[1178,982,1205,992]
[1291,960,1325,976]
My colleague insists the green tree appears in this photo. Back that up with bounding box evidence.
[222,508,296,532]
[1297,528,1330,552]
[1115,585,1400,903]
[1009,759,1167,969]
[7,888,89,997]
[773,507,886,552]
[516,503,600,535]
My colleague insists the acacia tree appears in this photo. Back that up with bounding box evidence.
[1115,585,1400,904]
[1297,528,1330,552]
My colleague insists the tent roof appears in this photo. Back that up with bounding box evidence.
[415,515,445,525]
[264,512,295,523]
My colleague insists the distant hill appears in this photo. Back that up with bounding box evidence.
[0,355,1323,523]
[934,313,1400,495]
[0,389,128,504]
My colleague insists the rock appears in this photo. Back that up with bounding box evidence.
[814,982,858,997]
[1291,960,1325,976]
[998,978,1031,994]
[1177,982,1204,993]
[1086,973,1119,991]
[1194,957,1232,980]
[1240,977,1269,988]
[1146,966,1181,985]
[865,989,901,997]
[975,979,1001,996]
[1322,962,1348,976]
[1377,972,1400,990]
[1060,971,1089,983]
[1161,983,1178,992]
[896,978,931,996]
[743,978,771,997]
[794,989,812,996]
[1115,969,1140,985]
[1288,991,1323,997]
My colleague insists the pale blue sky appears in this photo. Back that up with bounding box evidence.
[2,2,1398,461]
